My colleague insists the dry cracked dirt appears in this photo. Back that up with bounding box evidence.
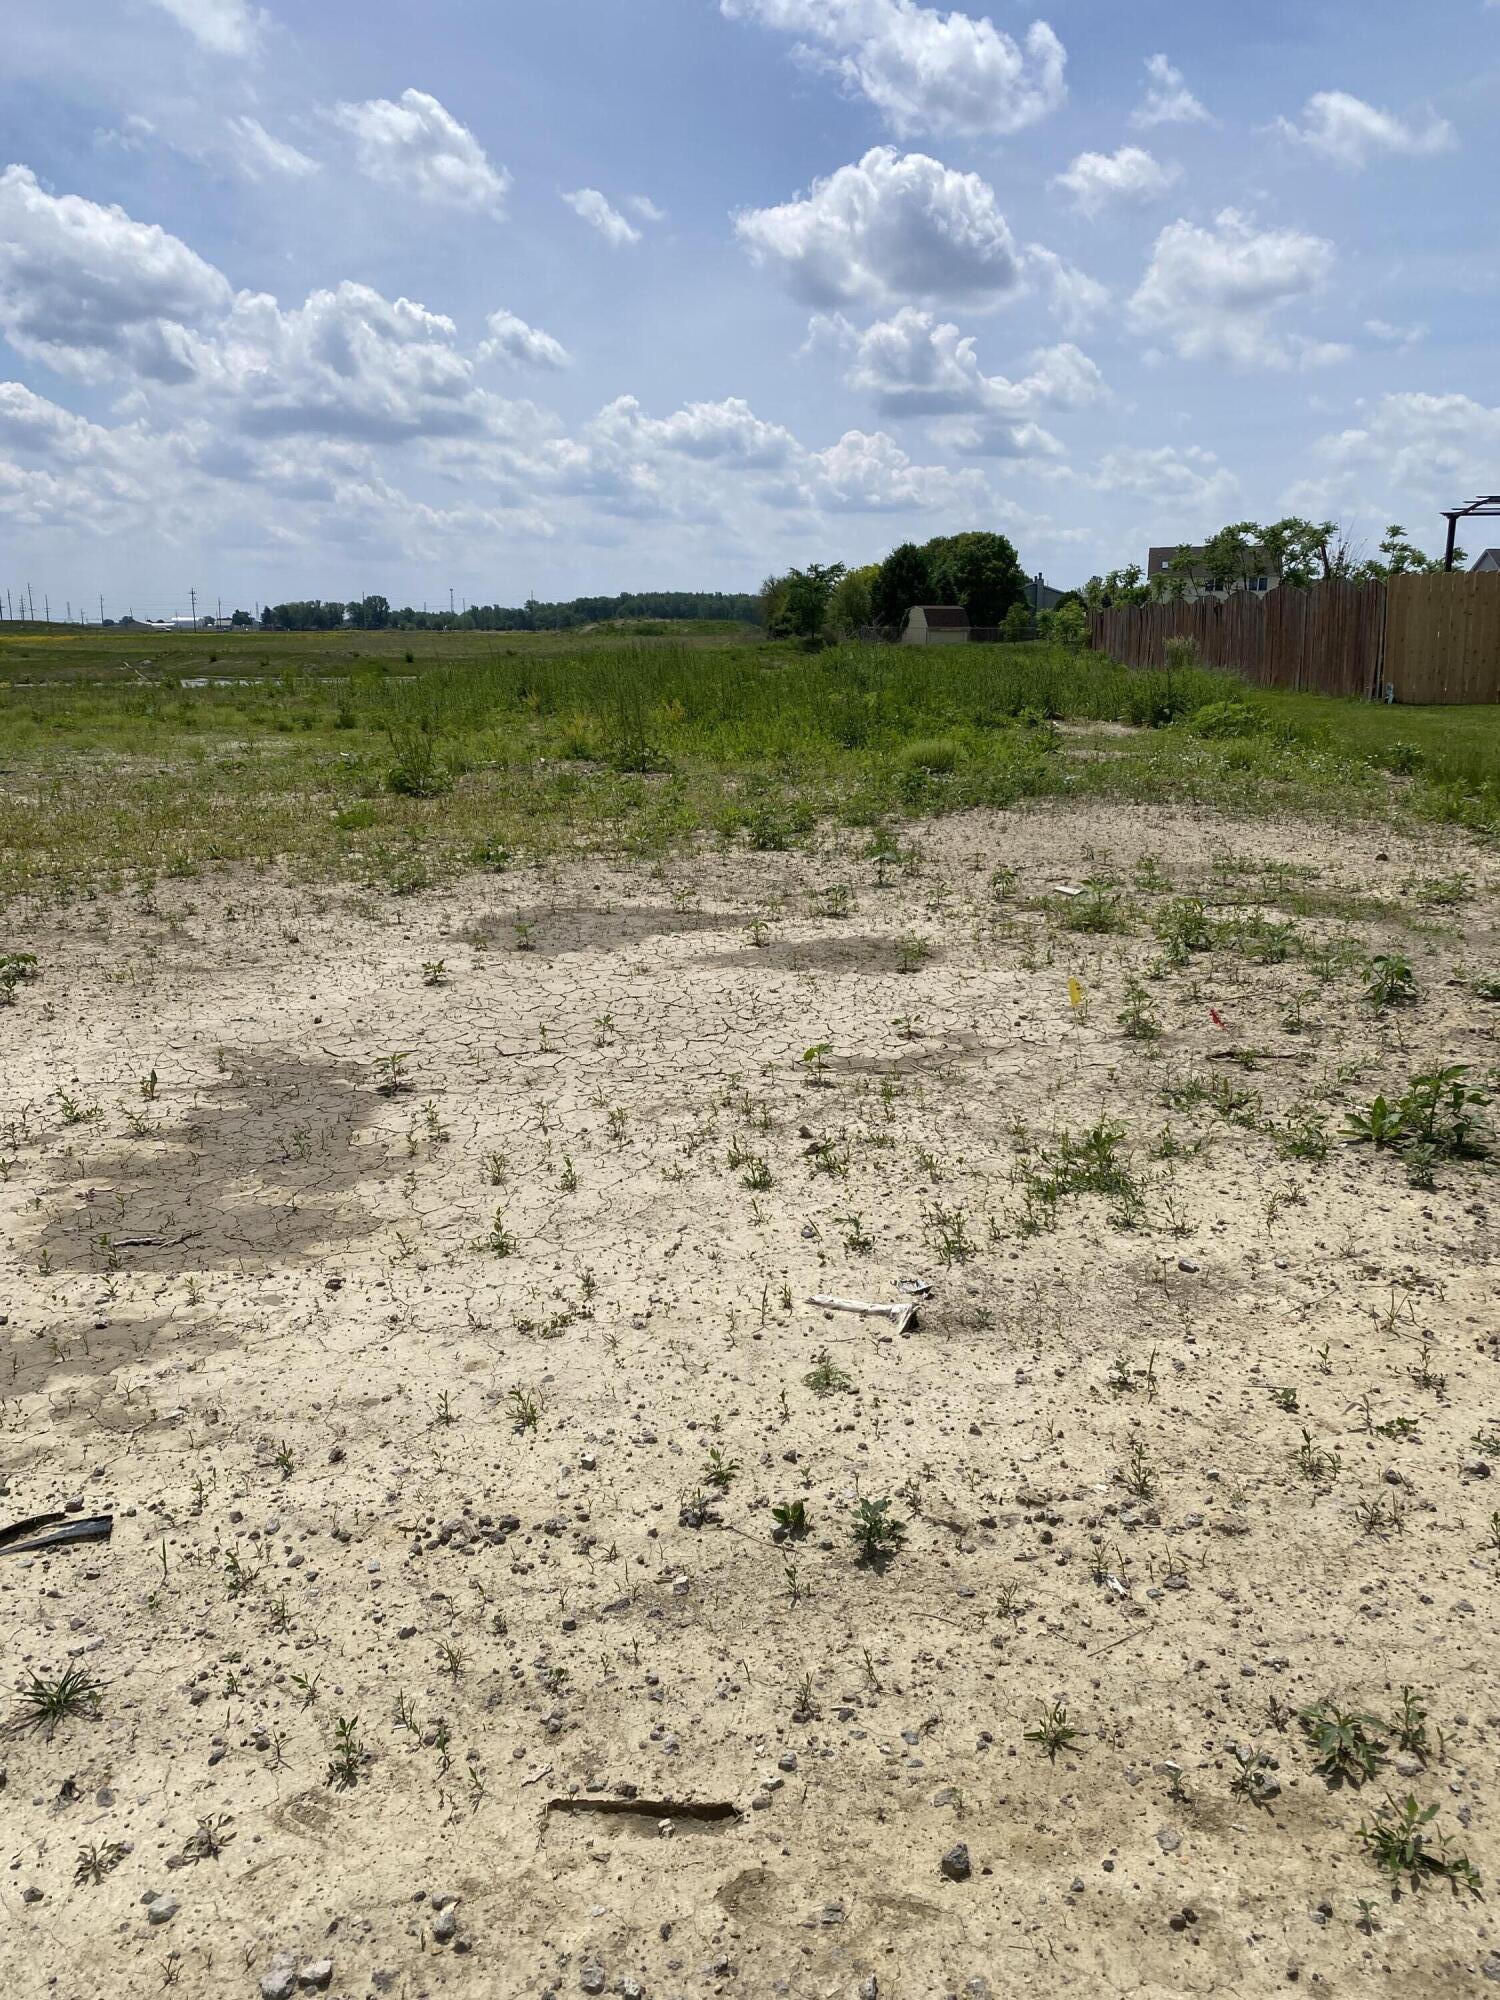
[2,798,1499,2000]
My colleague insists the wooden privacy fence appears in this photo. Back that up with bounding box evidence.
[1088,572,1500,705]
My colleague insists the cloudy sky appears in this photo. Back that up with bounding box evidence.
[1,0,1496,617]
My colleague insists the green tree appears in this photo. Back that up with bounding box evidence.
[1002,601,1032,642]
[923,530,1026,626]
[1053,601,1089,650]
[828,563,879,638]
[775,562,847,642]
[1357,524,1459,578]
[872,542,932,633]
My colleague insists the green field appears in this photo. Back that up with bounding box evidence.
[0,623,1494,911]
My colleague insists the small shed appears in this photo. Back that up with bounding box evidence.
[901,605,970,646]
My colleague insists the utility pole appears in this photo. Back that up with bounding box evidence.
[100,594,105,624]
[449,587,455,616]
[26,582,34,620]
[44,596,50,623]
[190,587,197,631]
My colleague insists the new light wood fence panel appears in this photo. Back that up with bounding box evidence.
[1384,572,1500,704]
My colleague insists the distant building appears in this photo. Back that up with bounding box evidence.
[1472,548,1500,573]
[1146,546,1279,600]
[901,605,970,646]
[1024,577,1067,613]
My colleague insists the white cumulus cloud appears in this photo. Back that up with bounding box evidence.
[1131,53,1209,128]
[735,146,1023,309]
[0,163,233,382]
[333,89,509,213]
[146,0,263,56]
[562,189,642,247]
[227,116,319,181]
[721,0,1066,138]
[1129,208,1339,369]
[1272,91,1454,169]
[1052,145,1178,217]
[817,307,1103,420]
[480,309,570,371]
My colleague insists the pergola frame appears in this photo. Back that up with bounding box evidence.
[1442,495,1500,571]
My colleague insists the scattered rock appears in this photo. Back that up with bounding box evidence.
[940,1843,971,1882]
[579,1964,606,1994]
[432,1908,458,1944]
[1156,1827,1182,1854]
[298,1962,334,1992]
[146,1895,179,1925]
[259,1969,297,2000]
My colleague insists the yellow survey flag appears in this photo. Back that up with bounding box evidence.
[1067,976,1084,1012]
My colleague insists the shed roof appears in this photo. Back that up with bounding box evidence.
[912,605,970,628]
[1471,548,1500,572]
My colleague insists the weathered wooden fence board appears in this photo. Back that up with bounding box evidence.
[1089,575,1500,705]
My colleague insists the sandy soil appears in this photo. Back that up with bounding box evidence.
[2,797,1498,2000]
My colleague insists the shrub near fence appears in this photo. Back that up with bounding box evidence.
[1088,572,1500,705]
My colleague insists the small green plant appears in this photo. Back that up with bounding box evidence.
[895,932,933,973]
[9,1664,104,1739]
[924,1202,975,1264]
[74,1840,128,1885]
[804,1348,853,1396]
[140,1067,159,1101]
[508,1385,541,1432]
[1117,1437,1157,1500]
[1024,1701,1081,1761]
[1393,1686,1435,1761]
[1364,954,1416,1010]
[740,1154,773,1191]
[1269,1385,1299,1412]
[325,1715,365,1790]
[703,1445,741,1492]
[1117,978,1162,1041]
[483,1210,517,1256]
[1358,1795,1480,1893]
[851,1496,906,1564]
[771,1498,808,1539]
[800,1041,833,1083]
[272,1440,294,1478]
[373,1051,411,1096]
[1294,1428,1341,1482]
[1298,1700,1386,1786]
[422,960,447,987]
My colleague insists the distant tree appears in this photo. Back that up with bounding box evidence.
[924,530,1026,626]
[872,542,932,633]
[1098,564,1150,608]
[1053,601,1089,650]
[229,608,253,627]
[1035,608,1056,641]
[1356,524,1459,578]
[827,563,879,638]
[759,573,792,633]
[350,594,391,629]
[1002,601,1032,642]
[773,562,847,642]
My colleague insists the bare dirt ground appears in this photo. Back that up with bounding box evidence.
[2,798,1498,2000]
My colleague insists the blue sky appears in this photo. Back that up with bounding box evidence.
[1,0,1496,618]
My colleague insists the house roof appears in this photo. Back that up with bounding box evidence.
[1147,546,1198,577]
[1472,548,1500,572]
[911,605,969,628]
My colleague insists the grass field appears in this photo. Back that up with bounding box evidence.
[0,624,1494,912]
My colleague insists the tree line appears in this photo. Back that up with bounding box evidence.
[1086,518,1461,609]
[251,590,763,632]
[760,530,1085,645]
